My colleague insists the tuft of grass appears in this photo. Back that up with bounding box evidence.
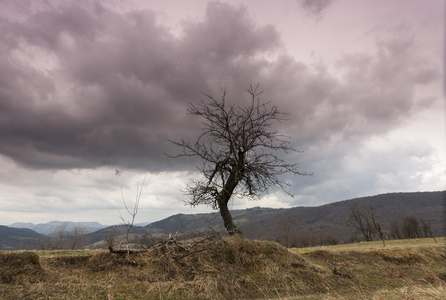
[372,278,446,300]
[0,252,45,284]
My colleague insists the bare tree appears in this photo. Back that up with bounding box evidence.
[368,206,385,247]
[391,216,436,243]
[168,85,310,235]
[105,226,117,251]
[389,219,402,239]
[66,225,88,249]
[119,177,145,252]
[39,222,88,250]
[39,233,55,250]
[347,204,374,242]
[419,218,437,243]
[55,222,68,249]
[277,216,298,247]
[347,204,384,245]
[402,216,421,239]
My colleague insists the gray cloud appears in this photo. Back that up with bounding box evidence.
[0,1,282,171]
[297,0,334,15]
[0,1,441,183]
[0,0,443,225]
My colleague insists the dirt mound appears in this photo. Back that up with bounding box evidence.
[2,238,444,299]
[83,236,326,298]
[0,252,45,283]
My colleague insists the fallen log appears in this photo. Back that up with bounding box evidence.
[108,246,148,254]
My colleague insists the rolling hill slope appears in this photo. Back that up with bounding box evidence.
[0,226,43,250]
[1,191,444,250]
[147,191,445,243]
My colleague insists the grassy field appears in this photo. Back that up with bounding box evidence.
[290,237,446,299]
[0,237,444,299]
[291,237,443,254]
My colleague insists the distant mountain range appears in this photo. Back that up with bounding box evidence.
[9,221,151,235]
[1,191,444,250]
[146,191,445,243]
[9,221,107,234]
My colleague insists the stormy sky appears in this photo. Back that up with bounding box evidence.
[0,0,444,225]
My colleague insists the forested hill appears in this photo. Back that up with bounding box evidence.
[0,226,43,250]
[147,191,445,243]
[2,191,443,250]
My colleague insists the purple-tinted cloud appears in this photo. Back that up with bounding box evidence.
[0,0,440,177]
[0,0,443,226]
[297,0,333,15]
[0,1,281,170]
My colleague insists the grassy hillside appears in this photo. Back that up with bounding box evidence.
[0,237,444,299]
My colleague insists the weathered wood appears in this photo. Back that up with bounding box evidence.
[108,247,148,254]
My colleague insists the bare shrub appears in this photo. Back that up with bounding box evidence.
[39,222,88,250]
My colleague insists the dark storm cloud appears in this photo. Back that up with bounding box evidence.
[0,1,282,170]
[0,1,439,175]
[297,0,333,15]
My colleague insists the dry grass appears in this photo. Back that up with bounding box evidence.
[291,237,444,255]
[0,237,445,299]
[288,237,446,300]
[370,279,446,300]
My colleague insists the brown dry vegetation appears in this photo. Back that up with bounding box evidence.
[0,237,445,299]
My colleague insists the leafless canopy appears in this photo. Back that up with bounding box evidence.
[118,177,145,251]
[347,204,385,246]
[168,85,310,234]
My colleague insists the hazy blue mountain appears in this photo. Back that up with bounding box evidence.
[8,222,35,230]
[134,222,150,227]
[10,221,107,234]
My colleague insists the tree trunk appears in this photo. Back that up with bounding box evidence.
[217,165,244,235]
[219,201,242,235]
